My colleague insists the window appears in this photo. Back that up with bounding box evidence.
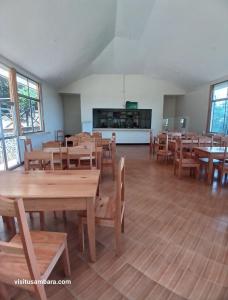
[16,74,43,133]
[0,65,20,169]
[209,81,228,134]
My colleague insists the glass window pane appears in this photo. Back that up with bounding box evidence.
[31,100,41,131]
[212,81,228,100]
[1,103,16,137]
[5,138,20,168]
[210,101,226,133]
[19,96,32,133]
[0,140,5,170]
[16,74,29,96]
[28,80,39,99]
[0,67,10,100]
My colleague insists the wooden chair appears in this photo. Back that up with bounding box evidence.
[65,136,79,147]
[214,146,228,185]
[156,133,173,162]
[67,145,94,170]
[24,151,54,172]
[24,151,54,229]
[212,134,223,146]
[174,139,200,179]
[56,129,64,142]
[79,157,125,255]
[42,141,63,170]
[24,139,33,152]
[198,136,220,179]
[102,140,116,179]
[0,196,70,300]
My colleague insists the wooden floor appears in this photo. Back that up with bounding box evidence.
[1,145,228,300]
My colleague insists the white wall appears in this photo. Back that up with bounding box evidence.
[175,85,210,134]
[0,55,64,159]
[61,74,185,134]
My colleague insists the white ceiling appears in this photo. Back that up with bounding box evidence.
[0,0,228,90]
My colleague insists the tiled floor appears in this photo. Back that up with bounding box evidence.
[1,145,228,299]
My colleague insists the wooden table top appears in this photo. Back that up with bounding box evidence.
[0,170,100,199]
[194,146,226,154]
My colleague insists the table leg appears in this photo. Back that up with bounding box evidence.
[208,154,213,184]
[87,197,96,262]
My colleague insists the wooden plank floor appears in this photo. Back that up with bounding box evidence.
[1,145,228,300]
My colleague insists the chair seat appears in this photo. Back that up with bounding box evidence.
[157,150,172,155]
[176,158,199,165]
[216,163,228,171]
[199,158,220,164]
[0,231,67,284]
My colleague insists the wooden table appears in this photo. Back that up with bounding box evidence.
[0,169,100,262]
[194,147,225,184]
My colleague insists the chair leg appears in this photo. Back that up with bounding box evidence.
[62,240,71,277]
[220,172,223,186]
[115,221,121,256]
[34,284,47,300]
[39,212,45,230]
[78,218,85,252]
[29,212,34,219]
[121,216,125,233]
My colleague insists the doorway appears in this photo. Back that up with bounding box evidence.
[61,93,82,135]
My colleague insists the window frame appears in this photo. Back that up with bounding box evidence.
[16,72,44,135]
[207,81,228,135]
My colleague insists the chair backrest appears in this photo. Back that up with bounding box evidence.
[158,133,168,151]
[65,136,79,147]
[43,147,63,169]
[24,151,54,171]
[220,146,228,170]
[42,141,61,149]
[0,196,42,283]
[184,132,197,139]
[175,139,185,163]
[56,129,64,142]
[76,132,91,138]
[67,146,93,169]
[24,139,33,152]
[92,132,102,139]
[78,140,96,152]
[115,157,125,223]
[78,136,95,144]
[198,136,213,147]
[212,134,223,146]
